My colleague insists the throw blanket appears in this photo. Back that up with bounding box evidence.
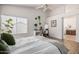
[9,36,61,54]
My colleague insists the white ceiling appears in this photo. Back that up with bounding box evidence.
[1,4,65,12]
[14,4,41,8]
[9,4,64,9]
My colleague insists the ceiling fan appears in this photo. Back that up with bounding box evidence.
[36,4,51,12]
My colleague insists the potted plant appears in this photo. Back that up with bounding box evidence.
[0,18,16,54]
[34,16,42,30]
[34,16,43,35]
[0,18,16,45]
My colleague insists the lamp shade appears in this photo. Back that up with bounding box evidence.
[44,24,48,29]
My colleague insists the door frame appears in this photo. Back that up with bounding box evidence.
[62,14,77,41]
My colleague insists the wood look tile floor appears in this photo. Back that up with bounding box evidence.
[64,35,79,54]
[45,35,79,54]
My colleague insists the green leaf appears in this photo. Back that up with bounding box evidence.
[38,16,40,19]
[1,33,16,45]
[35,17,37,20]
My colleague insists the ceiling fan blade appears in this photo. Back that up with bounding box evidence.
[36,4,44,9]
[43,7,47,12]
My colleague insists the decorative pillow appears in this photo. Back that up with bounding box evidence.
[1,33,16,46]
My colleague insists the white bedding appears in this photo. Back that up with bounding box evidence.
[9,36,61,54]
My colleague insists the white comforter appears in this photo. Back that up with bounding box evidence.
[9,36,61,54]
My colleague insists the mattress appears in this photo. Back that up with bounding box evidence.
[9,36,61,54]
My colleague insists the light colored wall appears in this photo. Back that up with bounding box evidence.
[46,4,79,41]
[46,6,64,40]
[76,15,79,42]
[0,5,46,38]
[46,15,63,39]
[49,5,79,16]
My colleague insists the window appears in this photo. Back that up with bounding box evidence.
[16,17,27,34]
[1,15,28,34]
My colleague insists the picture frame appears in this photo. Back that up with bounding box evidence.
[51,20,57,27]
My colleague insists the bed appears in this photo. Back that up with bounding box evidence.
[9,36,61,54]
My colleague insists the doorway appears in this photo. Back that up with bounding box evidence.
[63,15,76,41]
[62,15,79,54]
